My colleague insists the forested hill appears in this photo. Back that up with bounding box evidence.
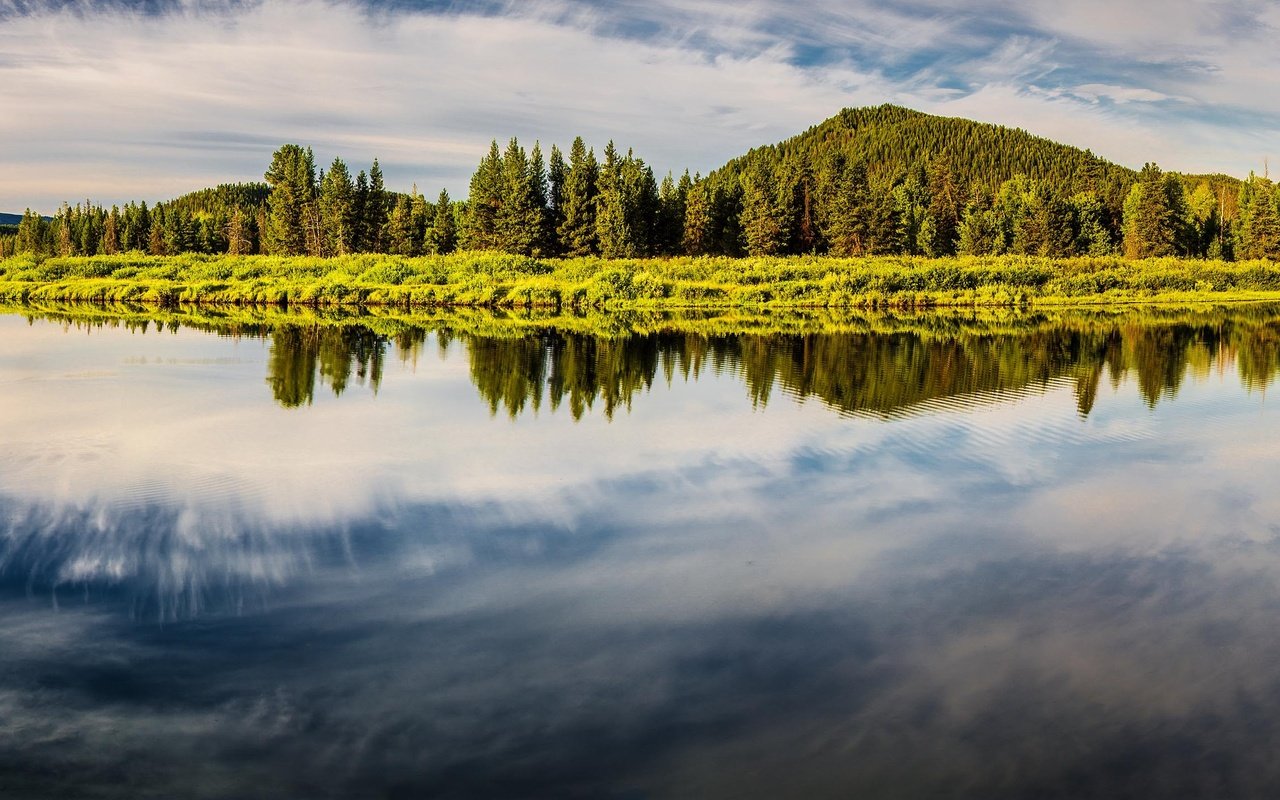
[714,104,1136,206]
[0,213,22,225]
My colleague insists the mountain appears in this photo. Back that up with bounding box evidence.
[0,213,23,225]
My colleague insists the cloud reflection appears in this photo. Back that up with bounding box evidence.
[2,307,1280,796]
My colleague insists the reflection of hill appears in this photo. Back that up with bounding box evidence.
[8,303,1280,417]
[462,311,1280,420]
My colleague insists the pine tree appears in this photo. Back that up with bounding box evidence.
[425,188,457,255]
[957,205,1002,255]
[924,157,962,256]
[528,142,551,255]
[410,185,429,254]
[656,171,688,255]
[385,194,416,256]
[133,203,153,252]
[227,206,251,255]
[15,210,45,255]
[103,208,121,255]
[682,180,715,255]
[264,144,316,256]
[814,154,873,256]
[148,209,167,255]
[547,144,567,255]
[595,142,632,258]
[495,138,541,255]
[364,159,388,253]
[319,157,356,256]
[1123,163,1178,259]
[620,151,661,256]
[1070,192,1114,256]
[740,159,791,256]
[894,164,930,255]
[1014,183,1074,257]
[558,137,599,256]
[465,141,504,250]
[352,170,369,252]
[1239,176,1280,260]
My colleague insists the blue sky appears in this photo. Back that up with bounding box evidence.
[1,0,1277,212]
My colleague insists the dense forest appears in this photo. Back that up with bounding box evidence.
[3,105,1279,263]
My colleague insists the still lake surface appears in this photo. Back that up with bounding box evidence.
[2,304,1280,798]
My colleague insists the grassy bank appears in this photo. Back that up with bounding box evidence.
[3,252,1280,309]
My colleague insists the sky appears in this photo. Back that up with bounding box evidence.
[1,0,1278,213]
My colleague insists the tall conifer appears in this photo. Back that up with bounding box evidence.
[558,137,599,256]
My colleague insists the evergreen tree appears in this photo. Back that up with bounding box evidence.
[619,150,661,256]
[1014,183,1074,257]
[894,164,930,255]
[558,137,599,256]
[412,186,430,252]
[495,138,541,255]
[352,170,369,251]
[1238,175,1280,260]
[465,141,504,250]
[814,154,873,256]
[1123,163,1179,259]
[385,194,417,256]
[528,142,551,255]
[364,159,388,253]
[924,157,962,256]
[425,188,457,254]
[656,171,688,255]
[103,207,120,255]
[15,210,45,255]
[227,207,252,255]
[739,158,795,256]
[547,144,567,254]
[264,144,316,256]
[957,192,1002,256]
[595,142,632,258]
[1070,192,1115,256]
[319,157,356,256]
[148,212,167,255]
[132,203,153,252]
[682,180,715,256]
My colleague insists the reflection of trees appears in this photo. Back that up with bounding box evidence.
[22,303,1280,416]
[458,314,1280,420]
[1236,321,1280,393]
[267,325,387,408]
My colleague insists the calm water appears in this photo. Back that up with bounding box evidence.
[3,304,1280,799]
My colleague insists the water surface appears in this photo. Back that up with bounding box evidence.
[2,304,1280,799]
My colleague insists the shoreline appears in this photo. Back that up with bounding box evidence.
[4,252,1280,312]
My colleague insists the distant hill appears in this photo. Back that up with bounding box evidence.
[163,183,270,216]
[0,212,24,225]
[709,104,1140,210]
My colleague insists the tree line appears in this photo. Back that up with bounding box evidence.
[4,105,1279,262]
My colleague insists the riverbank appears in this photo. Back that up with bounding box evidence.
[3,252,1280,309]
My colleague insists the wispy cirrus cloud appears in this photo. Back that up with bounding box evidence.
[0,0,1275,213]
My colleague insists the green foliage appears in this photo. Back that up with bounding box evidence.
[8,105,1263,268]
[6,253,1280,312]
[264,144,317,256]
[1238,175,1280,260]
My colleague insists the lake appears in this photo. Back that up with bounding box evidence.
[2,303,1280,799]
